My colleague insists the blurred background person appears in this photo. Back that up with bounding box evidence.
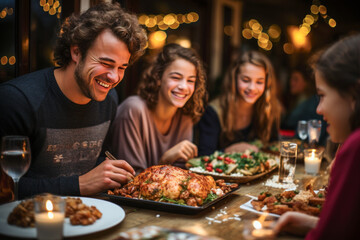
[284,64,315,115]
[196,50,281,156]
[281,64,328,146]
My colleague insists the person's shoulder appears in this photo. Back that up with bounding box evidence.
[343,128,360,148]
[105,88,118,105]
[201,98,221,124]
[2,68,53,88]
[116,95,148,118]
[177,111,193,124]
[337,128,360,163]
[119,95,147,109]
[0,68,54,102]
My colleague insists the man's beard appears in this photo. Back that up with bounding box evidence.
[74,60,93,101]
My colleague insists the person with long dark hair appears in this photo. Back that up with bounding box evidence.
[274,34,360,239]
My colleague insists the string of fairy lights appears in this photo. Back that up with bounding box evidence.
[0,0,338,66]
[241,0,336,52]
[1,7,15,66]
[137,12,199,49]
[39,0,62,18]
[1,1,61,66]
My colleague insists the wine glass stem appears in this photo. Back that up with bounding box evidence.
[13,178,19,201]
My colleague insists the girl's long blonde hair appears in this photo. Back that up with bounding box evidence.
[219,51,281,143]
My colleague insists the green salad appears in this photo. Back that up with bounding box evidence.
[188,150,278,176]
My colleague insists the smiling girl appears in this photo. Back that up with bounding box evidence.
[197,51,281,155]
[274,34,360,239]
[107,44,207,174]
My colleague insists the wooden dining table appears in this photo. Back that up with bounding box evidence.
[0,160,330,240]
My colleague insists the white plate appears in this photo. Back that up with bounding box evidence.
[0,197,125,238]
[240,198,280,218]
[240,190,321,218]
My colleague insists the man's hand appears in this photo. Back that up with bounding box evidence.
[225,142,259,153]
[274,211,319,237]
[159,140,198,165]
[79,158,135,196]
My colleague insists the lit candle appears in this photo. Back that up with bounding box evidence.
[304,149,321,175]
[35,200,64,240]
[251,220,275,239]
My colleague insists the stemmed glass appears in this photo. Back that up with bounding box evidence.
[297,120,308,141]
[0,136,31,201]
[308,119,322,147]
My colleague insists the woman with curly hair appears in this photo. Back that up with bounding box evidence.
[197,50,281,156]
[107,43,207,174]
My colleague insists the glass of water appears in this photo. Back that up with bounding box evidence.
[297,120,308,141]
[0,136,31,201]
[307,120,322,147]
[278,141,297,183]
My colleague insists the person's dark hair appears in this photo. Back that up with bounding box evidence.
[54,2,147,67]
[137,43,207,123]
[311,34,360,131]
[219,50,281,143]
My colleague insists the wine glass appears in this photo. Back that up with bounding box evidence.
[307,120,322,147]
[0,136,31,201]
[297,120,308,141]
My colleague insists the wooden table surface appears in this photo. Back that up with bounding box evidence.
[1,161,330,240]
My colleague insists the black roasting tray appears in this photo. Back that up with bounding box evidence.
[101,185,240,215]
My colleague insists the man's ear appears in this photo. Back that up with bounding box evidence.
[70,45,81,63]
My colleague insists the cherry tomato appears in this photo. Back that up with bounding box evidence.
[216,168,223,173]
[217,156,223,160]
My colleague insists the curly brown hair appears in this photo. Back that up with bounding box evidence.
[54,2,147,67]
[137,43,207,123]
[219,50,281,144]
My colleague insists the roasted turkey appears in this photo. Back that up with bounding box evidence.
[108,165,238,206]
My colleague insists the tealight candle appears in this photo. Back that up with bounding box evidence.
[35,211,65,240]
[251,220,275,239]
[34,194,65,240]
[304,149,322,175]
[243,219,275,240]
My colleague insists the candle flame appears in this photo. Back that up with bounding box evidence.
[253,220,262,229]
[46,200,53,211]
[311,150,315,158]
[47,211,54,219]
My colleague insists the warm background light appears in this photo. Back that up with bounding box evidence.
[148,31,167,49]
[1,56,8,65]
[9,56,16,65]
[39,0,61,19]
[283,43,294,54]
[175,38,191,48]
[288,26,308,49]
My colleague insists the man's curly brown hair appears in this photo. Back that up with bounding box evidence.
[137,43,207,123]
[54,2,147,67]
